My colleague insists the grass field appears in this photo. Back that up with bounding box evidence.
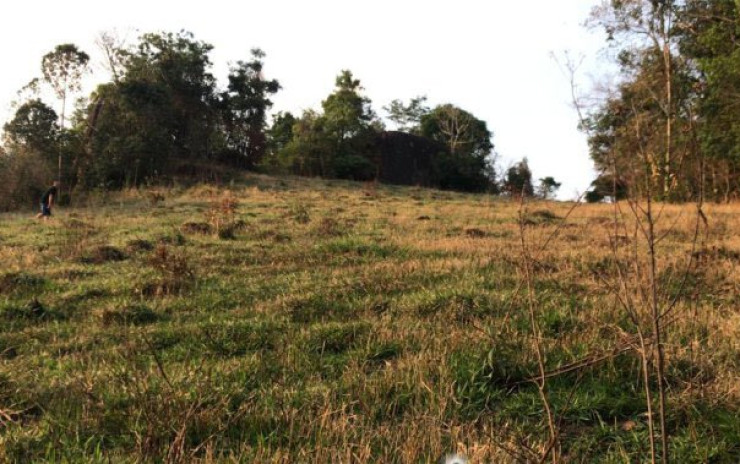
[0,174,739,463]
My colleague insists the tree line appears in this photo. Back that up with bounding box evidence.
[0,30,561,210]
[584,0,740,203]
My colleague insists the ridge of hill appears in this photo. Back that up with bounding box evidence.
[1,174,738,462]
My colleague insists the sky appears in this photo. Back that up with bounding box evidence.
[0,0,612,200]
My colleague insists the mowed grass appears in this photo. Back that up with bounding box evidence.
[0,174,739,463]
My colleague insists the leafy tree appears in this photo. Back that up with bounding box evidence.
[279,110,332,177]
[675,0,740,201]
[538,176,562,200]
[96,31,130,83]
[321,70,380,178]
[41,43,90,183]
[3,99,59,159]
[420,104,495,191]
[384,96,430,133]
[264,111,296,171]
[322,71,374,139]
[80,81,174,187]
[504,158,534,197]
[585,173,628,203]
[128,31,218,160]
[219,49,280,168]
[271,70,379,180]
[82,31,223,187]
[588,1,703,201]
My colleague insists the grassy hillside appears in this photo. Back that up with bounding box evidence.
[0,175,738,462]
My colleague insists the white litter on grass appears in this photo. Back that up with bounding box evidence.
[443,454,468,464]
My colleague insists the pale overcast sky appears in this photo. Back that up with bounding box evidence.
[0,1,610,199]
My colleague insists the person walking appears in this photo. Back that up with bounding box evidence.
[36,181,59,220]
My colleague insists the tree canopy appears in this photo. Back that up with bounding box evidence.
[0,29,561,206]
[584,0,740,202]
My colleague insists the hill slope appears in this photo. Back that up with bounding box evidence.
[1,175,739,462]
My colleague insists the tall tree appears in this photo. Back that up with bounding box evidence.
[420,104,495,191]
[41,44,90,184]
[384,96,430,133]
[220,49,280,168]
[590,0,684,198]
[81,31,220,187]
[677,0,740,201]
[3,99,59,159]
[321,70,376,144]
[279,110,333,177]
[96,31,130,83]
[264,111,296,170]
[503,158,534,197]
[321,70,380,179]
[538,176,562,200]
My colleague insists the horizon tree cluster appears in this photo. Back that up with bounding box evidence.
[0,30,563,210]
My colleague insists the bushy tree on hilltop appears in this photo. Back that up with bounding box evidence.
[276,70,380,180]
[420,104,496,192]
[3,99,59,161]
[219,49,280,169]
[503,158,534,197]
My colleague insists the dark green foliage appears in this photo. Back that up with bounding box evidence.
[2,36,503,202]
[375,131,437,187]
[277,71,380,179]
[263,111,296,170]
[585,174,629,203]
[332,153,376,181]
[47,31,282,189]
[585,190,604,203]
[420,104,496,192]
[383,96,430,133]
[586,0,740,201]
[503,158,534,197]
[272,74,496,192]
[537,176,561,199]
[3,99,58,159]
[81,31,218,187]
[218,49,280,168]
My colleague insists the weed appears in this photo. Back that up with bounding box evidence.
[181,222,212,235]
[101,304,162,326]
[79,245,127,264]
[126,239,155,253]
[0,272,46,295]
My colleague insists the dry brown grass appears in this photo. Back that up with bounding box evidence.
[0,175,738,462]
